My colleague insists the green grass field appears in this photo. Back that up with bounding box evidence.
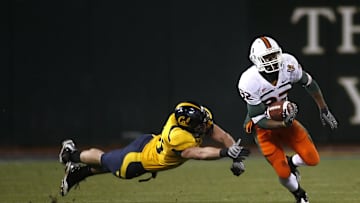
[0,156,359,203]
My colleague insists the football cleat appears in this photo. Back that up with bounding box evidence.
[293,187,309,203]
[60,162,81,196]
[59,139,77,164]
[287,155,301,182]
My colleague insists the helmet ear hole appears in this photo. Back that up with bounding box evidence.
[249,55,256,63]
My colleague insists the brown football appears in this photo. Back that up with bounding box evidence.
[266,100,292,121]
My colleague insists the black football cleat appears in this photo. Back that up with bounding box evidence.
[60,162,82,196]
[293,187,309,203]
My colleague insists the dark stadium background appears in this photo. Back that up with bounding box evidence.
[2,0,360,151]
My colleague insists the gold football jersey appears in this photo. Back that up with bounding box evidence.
[141,113,202,171]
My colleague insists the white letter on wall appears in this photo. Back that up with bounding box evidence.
[338,77,360,124]
[337,6,360,54]
[291,7,336,55]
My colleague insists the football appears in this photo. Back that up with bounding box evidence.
[266,100,294,121]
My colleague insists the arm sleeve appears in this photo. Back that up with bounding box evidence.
[248,103,267,124]
[298,70,321,94]
[247,103,281,129]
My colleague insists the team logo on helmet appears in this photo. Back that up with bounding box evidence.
[177,115,191,127]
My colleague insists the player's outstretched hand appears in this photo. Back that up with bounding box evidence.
[227,145,251,159]
[227,144,242,159]
[238,147,250,158]
[220,139,250,159]
[320,108,338,130]
[231,159,245,176]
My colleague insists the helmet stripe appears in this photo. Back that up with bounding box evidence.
[175,102,201,111]
[260,37,272,48]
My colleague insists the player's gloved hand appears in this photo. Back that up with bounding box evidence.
[230,159,245,176]
[237,147,250,159]
[220,140,251,159]
[227,144,242,159]
[283,102,298,127]
[320,108,338,130]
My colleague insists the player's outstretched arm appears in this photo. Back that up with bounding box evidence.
[209,124,250,159]
[300,71,338,129]
[180,140,250,160]
[210,124,236,147]
[181,146,224,160]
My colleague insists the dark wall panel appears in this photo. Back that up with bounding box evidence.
[4,0,360,146]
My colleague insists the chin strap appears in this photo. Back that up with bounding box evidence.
[138,172,157,182]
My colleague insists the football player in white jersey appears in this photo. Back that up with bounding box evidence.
[237,36,338,203]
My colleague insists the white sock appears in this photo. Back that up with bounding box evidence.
[279,173,299,192]
[292,154,307,167]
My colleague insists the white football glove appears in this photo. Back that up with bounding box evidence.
[227,139,242,159]
[220,139,250,159]
[320,108,338,130]
[283,102,298,127]
[227,139,251,159]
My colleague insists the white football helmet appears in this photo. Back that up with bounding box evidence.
[249,36,282,73]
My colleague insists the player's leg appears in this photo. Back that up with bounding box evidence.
[265,148,300,195]
[60,146,110,196]
[59,139,107,168]
[286,154,301,182]
[255,127,292,178]
[80,148,104,165]
[101,134,154,179]
[286,120,320,167]
[61,146,128,196]
[255,127,307,203]
[282,120,317,203]
[60,134,154,196]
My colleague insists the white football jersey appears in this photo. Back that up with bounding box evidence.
[238,53,303,123]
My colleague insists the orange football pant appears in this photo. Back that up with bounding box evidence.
[255,120,320,179]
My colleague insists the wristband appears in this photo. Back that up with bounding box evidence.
[219,148,228,157]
